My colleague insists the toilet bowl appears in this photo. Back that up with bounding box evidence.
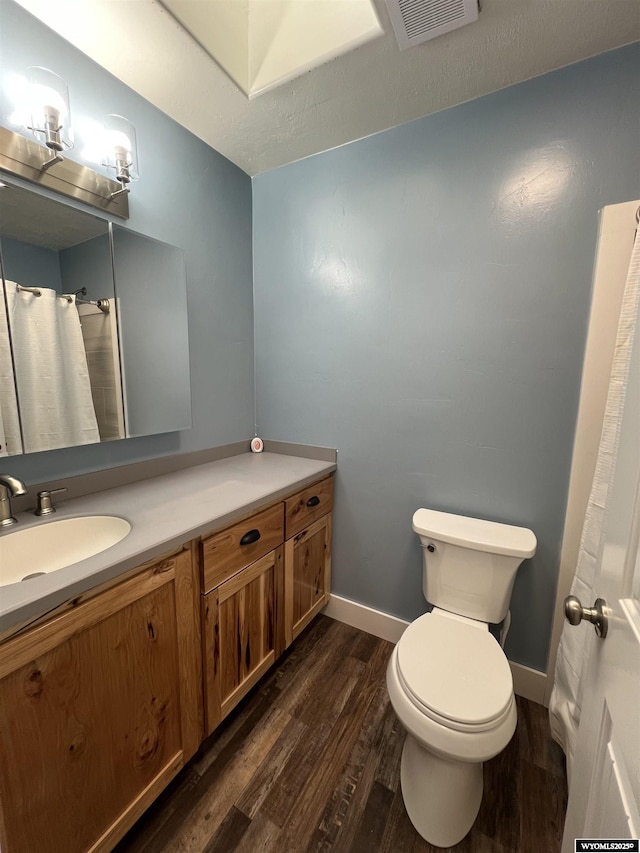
[386,509,536,847]
[387,609,517,847]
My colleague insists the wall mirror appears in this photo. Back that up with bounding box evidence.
[0,180,191,457]
[111,225,191,439]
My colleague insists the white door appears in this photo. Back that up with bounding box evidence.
[561,235,640,849]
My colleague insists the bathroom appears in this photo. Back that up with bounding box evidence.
[0,0,638,850]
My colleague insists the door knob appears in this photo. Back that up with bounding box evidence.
[564,595,608,639]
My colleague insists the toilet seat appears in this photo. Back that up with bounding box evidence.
[396,611,513,733]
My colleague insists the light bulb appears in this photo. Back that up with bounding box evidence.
[25,67,73,151]
[29,84,66,122]
[102,115,139,186]
[107,129,132,153]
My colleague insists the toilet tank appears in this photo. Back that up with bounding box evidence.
[413,509,537,624]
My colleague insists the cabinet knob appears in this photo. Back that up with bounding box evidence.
[240,529,261,546]
[306,496,320,508]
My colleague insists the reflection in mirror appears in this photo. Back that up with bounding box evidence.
[111,226,191,438]
[0,182,122,456]
[0,274,22,456]
[0,181,192,458]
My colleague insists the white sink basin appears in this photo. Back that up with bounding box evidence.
[0,516,131,586]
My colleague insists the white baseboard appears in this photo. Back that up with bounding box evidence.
[323,594,410,644]
[509,661,548,706]
[322,594,548,705]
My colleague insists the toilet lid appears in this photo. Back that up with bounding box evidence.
[396,612,513,728]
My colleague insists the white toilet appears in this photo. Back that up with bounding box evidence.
[386,508,536,848]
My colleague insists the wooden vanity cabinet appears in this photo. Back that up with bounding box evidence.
[0,469,334,853]
[0,547,202,853]
[284,475,334,646]
[200,504,285,734]
[199,475,334,734]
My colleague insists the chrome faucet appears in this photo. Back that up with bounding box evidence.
[0,474,28,527]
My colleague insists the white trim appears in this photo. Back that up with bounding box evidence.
[323,594,547,703]
[510,661,548,706]
[544,200,640,706]
[323,594,409,644]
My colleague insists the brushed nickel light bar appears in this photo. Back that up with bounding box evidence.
[0,125,130,218]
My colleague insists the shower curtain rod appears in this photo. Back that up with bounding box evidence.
[16,284,73,302]
[76,297,110,313]
[14,284,110,313]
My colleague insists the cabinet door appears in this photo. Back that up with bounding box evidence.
[0,549,201,853]
[203,547,283,735]
[284,513,332,647]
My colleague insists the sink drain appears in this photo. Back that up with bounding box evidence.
[21,572,47,581]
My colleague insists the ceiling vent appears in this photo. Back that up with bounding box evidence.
[385,0,479,49]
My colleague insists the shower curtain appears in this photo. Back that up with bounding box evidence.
[548,214,640,781]
[0,286,22,456]
[4,281,100,453]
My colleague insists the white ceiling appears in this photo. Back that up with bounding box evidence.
[161,0,384,98]
[13,0,640,177]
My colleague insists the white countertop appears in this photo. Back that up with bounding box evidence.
[0,452,335,635]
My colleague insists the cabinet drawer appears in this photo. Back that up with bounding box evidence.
[201,503,284,593]
[285,475,334,539]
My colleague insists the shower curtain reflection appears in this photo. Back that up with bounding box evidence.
[4,281,100,453]
[0,284,22,456]
[77,300,125,442]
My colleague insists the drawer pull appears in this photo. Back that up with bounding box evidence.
[306,495,321,508]
[240,529,261,546]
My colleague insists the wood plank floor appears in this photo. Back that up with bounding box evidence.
[115,615,567,853]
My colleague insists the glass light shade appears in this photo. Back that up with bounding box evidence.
[103,114,139,183]
[26,66,73,151]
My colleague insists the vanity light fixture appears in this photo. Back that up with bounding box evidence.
[24,66,73,171]
[102,114,138,199]
[0,67,130,217]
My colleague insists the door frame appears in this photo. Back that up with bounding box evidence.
[544,200,640,705]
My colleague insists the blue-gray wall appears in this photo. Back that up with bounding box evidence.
[1,237,63,291]
[0,0,254,483]
[253,44,640,671]
[60,234,114,301]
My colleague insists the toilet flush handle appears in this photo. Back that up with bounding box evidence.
[426,543,435,553]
